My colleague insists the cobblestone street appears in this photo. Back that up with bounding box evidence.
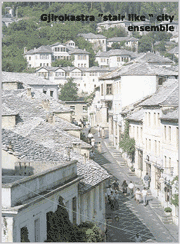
[86,128,179,242]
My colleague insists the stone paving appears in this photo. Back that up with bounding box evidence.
[84,128,179,242]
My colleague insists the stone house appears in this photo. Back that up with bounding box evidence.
[2,72,59,100]
[24,41,90,69]
[107,36,139,52]
[95,49,137,68]
[125,79,178,225]
[2,84,110,241]
[36,66,115,95]
[78,33,107,52]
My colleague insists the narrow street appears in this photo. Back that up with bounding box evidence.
[85,128,178,242]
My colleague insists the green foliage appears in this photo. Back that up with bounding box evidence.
[78,222,104,242]
[138,35,153,53]
[45,196,104,242]
[2,2,178,71]
[171,176,179,206]
[119,120,135,157]
[102,27,127,39]
[52,59,73,67]
[111,43,121,49]
[59,78,78,101]
[164,207,172,212]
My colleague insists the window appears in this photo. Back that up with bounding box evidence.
[154,112,156,126]
[72,197,76,224]
[117,57,120,62]
[70,106,75,110]
[148,112,151,126]
[34,218,40,242]
[169,126,171,141]
[155,140,157,155]
[137,127,139,140]
[164,126,166,140]
[169,157,171,175]
[149,139,151,151]
[101,84,103,96]
[50,91,54,97]
[106,84,112,95]
[46,211,53,240]
[29,57,31,60]
[158,141,160,156]
[164,156,167,170]
[43,90,47,94]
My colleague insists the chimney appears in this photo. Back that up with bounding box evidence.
[24,47,27,54]
[27,87,32,98]
[84,153,87,164]
[72,142,81,153]
[7,141,13,154]
[46,112,55,124]
[42,99,50,110]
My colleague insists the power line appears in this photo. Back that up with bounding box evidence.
[16,182,138,235]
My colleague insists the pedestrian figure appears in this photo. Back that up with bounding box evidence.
[113,179,119,191]
[144,173,151,189]
[135,188,141,204]
[135,233,142,242]
[122,180,128,195]
[128,181,135,198]
[97,124,101,138]
[142,187,148,206]
[87,131,93,144]
[91,137,95,148]
[114,190,119,210]
[101,127,105,138]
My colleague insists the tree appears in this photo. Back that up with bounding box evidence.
[59,78,78,101]
[138,35,153,53]
[119,120,135,159]
[51,59,73,67]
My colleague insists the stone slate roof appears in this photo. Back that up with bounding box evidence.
[126,109,144,122]
[168,46,179,54]
[140,79,178,107]
[108,37,139,42]
[2,89,72,124]
[135,52,173,64]
[100,62,178,79]
[78,32,106,39]
[2,129,64,164]
[2,104,18,116]
[161,109,178,121]
[96,49,137,58]
[26,45,52,55]
[2,72,57,86]
[67,47,90,54]
[15,120,91,150]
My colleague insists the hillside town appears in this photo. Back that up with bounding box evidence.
[2,2,179,243]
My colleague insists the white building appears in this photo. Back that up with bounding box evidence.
[24,41,90,69]
[2,72,59,100]
[95,49,137,68]
[2,84,110,242]
[36,66,116,95]
[78,33,107,52]
[107,36,139,52]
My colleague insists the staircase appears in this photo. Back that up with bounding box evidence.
[149,202,162,209]
[161,214,173,224]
